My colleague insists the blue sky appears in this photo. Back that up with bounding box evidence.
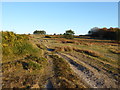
[2,2,118,35]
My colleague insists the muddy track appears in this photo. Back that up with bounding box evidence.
[43,55,56,89]
[56,52,118,88]
[65,53,119,82]
[46,80,54,88]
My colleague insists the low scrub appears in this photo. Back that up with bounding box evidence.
[12,42,38,55]
[2,31,39,56]
[28,60,41,70]
[74,48,101,57]
[25,55,47,64]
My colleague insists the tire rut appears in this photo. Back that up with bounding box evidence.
[56,52,118,88]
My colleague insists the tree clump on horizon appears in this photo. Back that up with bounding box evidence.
[33,30,46,35]
[64,29,75,39]
[88,27,120,41]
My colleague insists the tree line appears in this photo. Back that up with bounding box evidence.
[88,27,120,40]
[33,27,120,40]
[33,29,75,39]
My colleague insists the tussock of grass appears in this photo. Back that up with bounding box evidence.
[74,48,118,66]
[55,46,74,52]
[54,46,101,58]
[74,48,101,57]
[109,48,120,54]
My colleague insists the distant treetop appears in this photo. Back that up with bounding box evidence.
[33,30,46,35]
[65,29,75,35]
[64,29,75,39]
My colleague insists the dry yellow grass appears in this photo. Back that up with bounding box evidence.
[54,46,74,52]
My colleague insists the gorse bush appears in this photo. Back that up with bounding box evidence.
[2,31,28,45]
[2,31,38,56]
[13,42,38,55]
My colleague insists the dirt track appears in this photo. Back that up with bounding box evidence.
[56,52,118,88]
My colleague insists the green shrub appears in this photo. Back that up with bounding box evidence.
[64,34,74,39]
[2,46,12,55]
[13,42,38,55]
[64,30,75,39]
[2,31,38,56]
[28,60,41,70]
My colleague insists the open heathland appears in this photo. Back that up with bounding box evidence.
[1,32,120,88]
